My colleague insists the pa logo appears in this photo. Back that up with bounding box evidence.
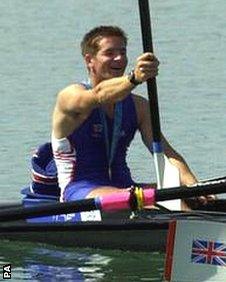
[3,264,11,279]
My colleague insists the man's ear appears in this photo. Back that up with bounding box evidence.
[84,53,94,73]
[84,53,93,67]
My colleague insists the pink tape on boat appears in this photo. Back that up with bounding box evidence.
[100,191,131,211]
[143,188,155,205]
[100,188,155,211]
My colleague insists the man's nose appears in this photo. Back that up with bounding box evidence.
[113,53,124,61]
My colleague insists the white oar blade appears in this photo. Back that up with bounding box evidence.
[154,152,181,210]
[162,155,180,188]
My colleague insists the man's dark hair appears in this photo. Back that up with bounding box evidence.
[81,25,128,56]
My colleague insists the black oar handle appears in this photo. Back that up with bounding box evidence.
[138,0,161,143]
[0,198,97,223]
[156,179,226,201]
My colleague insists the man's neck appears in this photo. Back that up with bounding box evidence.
[89,76,102,87]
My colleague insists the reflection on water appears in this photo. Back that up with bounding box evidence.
[0,241,164,281]
[25,249,110,281]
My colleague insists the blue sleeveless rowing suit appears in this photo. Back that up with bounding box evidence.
[63,86,138,201]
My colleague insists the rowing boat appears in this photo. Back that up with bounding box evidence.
[0,209,167,251]
[0,178,225,252]
[0,205,225,252]
[0,182,225,282]
[0,204,225,252]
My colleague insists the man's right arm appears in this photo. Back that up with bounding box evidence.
[52,78,136,138]
[56,77,136,113]
[54,52,159,116]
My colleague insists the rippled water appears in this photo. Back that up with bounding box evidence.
[0,241,164,281]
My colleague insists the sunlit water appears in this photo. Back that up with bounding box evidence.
[0,241,164,281]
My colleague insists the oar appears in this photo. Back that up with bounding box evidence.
[138,0,181,209]
[0,178,226,223]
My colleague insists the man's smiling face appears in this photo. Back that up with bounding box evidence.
[87,36,128,81]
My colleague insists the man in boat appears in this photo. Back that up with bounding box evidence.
[51,25,212,209]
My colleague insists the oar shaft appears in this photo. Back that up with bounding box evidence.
[156,180,226,201]
[0,198,97,222]
[138,0,161,143]
[0,190,155,223]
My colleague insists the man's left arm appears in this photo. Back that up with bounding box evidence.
[161,136,197,185]
[134,95,215,207]
[134,94,197,185]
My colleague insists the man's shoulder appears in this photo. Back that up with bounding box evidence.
[60,83,85,93]
[58,83,87,98]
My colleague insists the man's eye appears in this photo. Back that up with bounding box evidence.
[105,51,114,56]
